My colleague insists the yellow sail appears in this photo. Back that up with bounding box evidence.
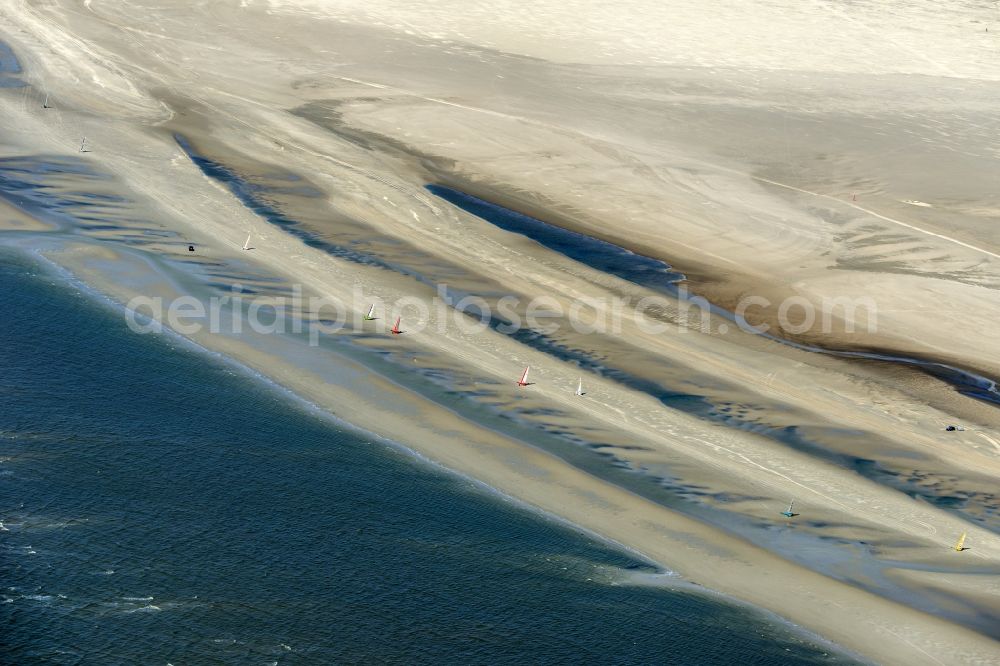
[954,532,967,552]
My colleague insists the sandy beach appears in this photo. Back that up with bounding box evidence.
[2,1,999,663]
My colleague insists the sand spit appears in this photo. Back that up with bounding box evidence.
[1,1,998,663]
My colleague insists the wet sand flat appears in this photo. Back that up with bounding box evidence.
[1,1,999,663]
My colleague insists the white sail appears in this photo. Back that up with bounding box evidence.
[519,366,530,385]
[79,137,87,152]
[243,232,251,250]
[576,378,583,395]
[366,303,376,319]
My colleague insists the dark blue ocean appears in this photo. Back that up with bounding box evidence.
[0,251,854,664]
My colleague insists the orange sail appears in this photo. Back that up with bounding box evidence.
[391,316,401,335]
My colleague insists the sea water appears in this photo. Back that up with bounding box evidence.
[0,250,855,664]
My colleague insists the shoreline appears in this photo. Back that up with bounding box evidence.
[22,236,1000,665]
[3,104,992,663]
[11,242,864,661]
[2,107,998,662]
[2,248,863,666]
[1,2,998,662]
